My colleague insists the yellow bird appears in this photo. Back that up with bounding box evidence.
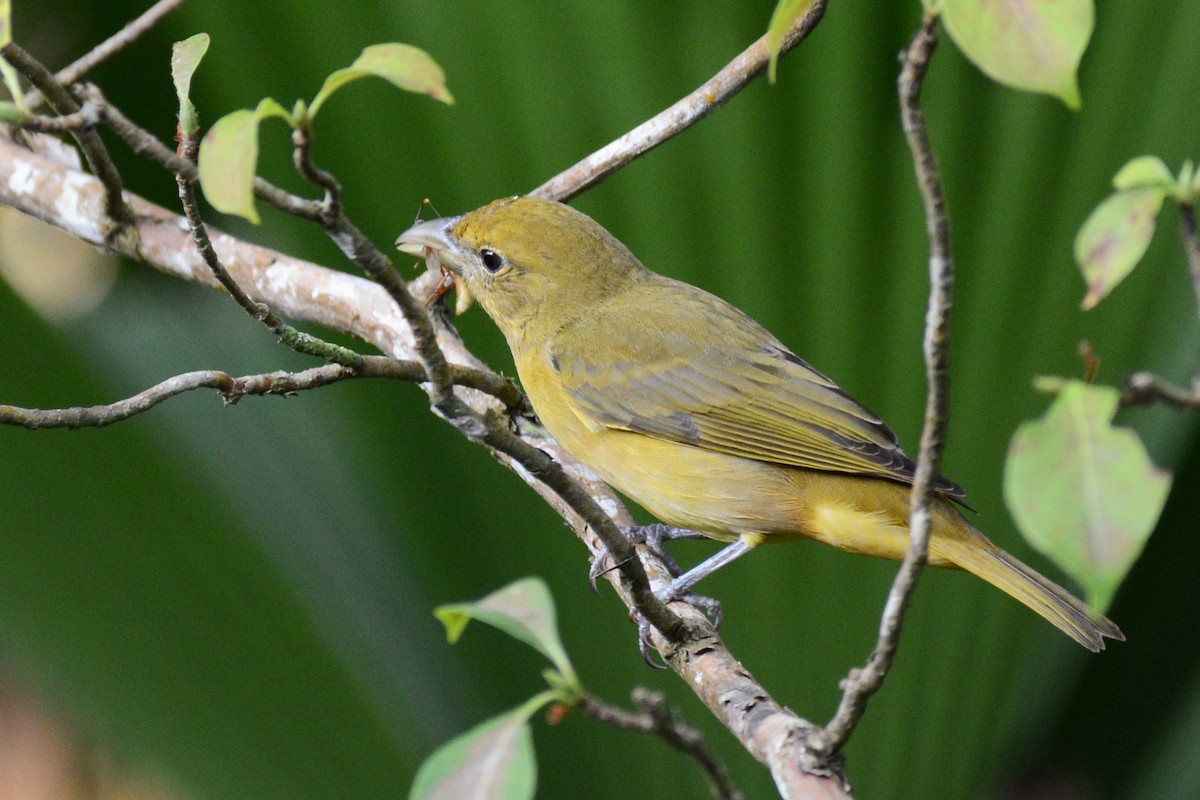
[397,197,1123,651]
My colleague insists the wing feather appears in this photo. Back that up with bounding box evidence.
[555,278,966,501]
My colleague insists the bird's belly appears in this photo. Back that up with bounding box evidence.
[555,424,807,542]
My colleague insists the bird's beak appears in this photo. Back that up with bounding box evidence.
[395,215,461,261]
[396,215,476,314]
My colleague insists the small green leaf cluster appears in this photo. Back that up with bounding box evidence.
[1076,156,1200,310]
[184,41,453,223]
[412,577,582,800]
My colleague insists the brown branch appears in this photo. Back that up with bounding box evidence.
[175,134,364,368]
[1121,371,1200,410]
[2,366,351,429]
[0,43,134,230]
[23,0,189,110]
[11,106,100,134]
[0,358,525,431]
[528,0,827,202]
[579,688,741,800]
[820,11,951,754]
[70,83,324,221]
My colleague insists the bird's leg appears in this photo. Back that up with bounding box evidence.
[656,538,755,602]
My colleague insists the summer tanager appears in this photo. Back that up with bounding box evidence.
[397,197,1122,651]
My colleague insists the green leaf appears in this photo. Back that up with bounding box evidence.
[765,0,815,84]
[1112,155,1176,191]
[309,43,454,119]
[171,33,210,140]
[0,0,10,47]
[410,707,536,800]
[941,0,1093,110]
[434,577,577,688]
[197,98,292,223]
[1004,380,1171,611]
[1074,187,1166,310]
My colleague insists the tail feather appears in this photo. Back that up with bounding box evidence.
[930,535,1124,652]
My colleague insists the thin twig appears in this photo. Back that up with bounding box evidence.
[12,106,101,134]
[72,83,323,221]
[2,366,351,429]
[529,0,827,202]
[820,11,951,754]
[0,358,526,431]
[1,43,133,229]
[23,0,189,110]
[176,133,363,367]
[579,689,741,800]
[1121,371,1200,410]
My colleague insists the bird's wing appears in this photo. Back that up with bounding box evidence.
[554,280,966,500]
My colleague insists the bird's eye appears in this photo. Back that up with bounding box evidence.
[479,248,504,273]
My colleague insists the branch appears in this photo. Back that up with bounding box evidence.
[579,688,741,800]
[22,0,189,110]
[71,83,324,221]
[0,43,134,230]
[820,11,952,753]
[529,0,827,202]
[1121,371,1200,410]
[0,357,526,431]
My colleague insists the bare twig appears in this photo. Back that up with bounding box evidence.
[579,688,741,800]
[0,358,526,431]
[1,43,134,229]
[71,83,323,221]
[23,0,190,110]
[176,134,363,367]
[12,106,101,134]
[2,366,349,429]
[1121,371,1200,410]
[529,0,827,202]
[820,11,951,754]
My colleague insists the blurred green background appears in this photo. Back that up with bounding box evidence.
[2,1,1198,798]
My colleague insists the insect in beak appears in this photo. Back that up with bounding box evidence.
[424,265,456,308]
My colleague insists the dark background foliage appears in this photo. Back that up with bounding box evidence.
[2,1,1198,798]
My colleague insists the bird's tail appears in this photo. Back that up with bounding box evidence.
[929,525,1124,652]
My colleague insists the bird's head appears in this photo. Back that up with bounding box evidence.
[397,196,647,345]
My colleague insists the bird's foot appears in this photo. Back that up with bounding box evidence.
[587,523,706,591]
[635,581,724,669]
[585,524,723,667]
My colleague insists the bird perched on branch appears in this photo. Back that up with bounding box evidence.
[397,196,1123,652]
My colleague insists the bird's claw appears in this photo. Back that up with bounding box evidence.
[588,523,697,591]
[585,523,723,666]
[633,585,724,669]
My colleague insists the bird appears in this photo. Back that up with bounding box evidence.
[397,196,1123,651]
